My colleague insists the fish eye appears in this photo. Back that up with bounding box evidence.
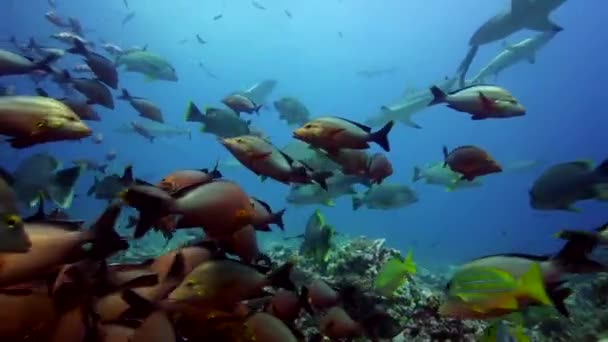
[186,279,196,287]
[36,120,47,128]
[4,214,22,228]
[236,138,244,143]
[304,124,313,128]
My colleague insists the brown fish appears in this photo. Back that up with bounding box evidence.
[221,135,332,190]
[0,96,92,148]
[245,312,299,342]
[222,93,262,115]
[367,152,393,184]
[118,88,164,123]
[168,260,294,311]
[121,180,256,239]
[157,164,222,195]
[293,117,394,152]
[443,145,502,181]
[0,203,124,287]
[320,306,363,340]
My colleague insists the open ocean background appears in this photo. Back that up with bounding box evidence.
[1,0,606,269]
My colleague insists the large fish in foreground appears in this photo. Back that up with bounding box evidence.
[0,96,92,148]
[0,176,31,253]
[469,0,567,47]
[1,153,82,209]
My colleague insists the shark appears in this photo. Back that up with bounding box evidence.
[470,30,561,84]
[365,76,458,129]
[469,0,567,47]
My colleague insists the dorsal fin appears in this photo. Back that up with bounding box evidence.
[251,197,272,213]
[333,117,371,132]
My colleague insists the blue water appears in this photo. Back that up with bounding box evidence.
[1,0,607,269]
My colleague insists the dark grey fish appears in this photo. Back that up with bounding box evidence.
[67,40,119,89]
[123,0,129,9]
[87,165,145,200]
[273,97,310,126]
[284,10,292,18]
[196,34,206,44]
[4,153,82,209]
[213,14,223,20]
[530,159,608,212]
[118,88,164,123]
[62,70,114,109]
[0,48,57,76]
[198,62,218,79]
[185,102,251,138]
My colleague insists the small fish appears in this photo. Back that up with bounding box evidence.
[338,31,343,38]
[122,11,136,26]
[213,14,223,21]
[443,145,502,181]
[45,11,70,28]
[222,94,262,115]
[118,88,164,123]
[374,251,416,297]
[195,34,206,44]
[123,0,129,9]
[251,1,266,10]
[284,9,292,18]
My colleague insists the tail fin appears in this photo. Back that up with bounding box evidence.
[547,284,571,317]
[312,171,333,191]
[552,232,608,274]
[184,101,205,123]
[87,202,128,259]
[87,177,99,196]
[596,159,608,176]
[267,262,296,291]
[369,120,394,152]
[352,196,363,211]
[48,166,82,209]
[412,166,422,182]
[120,185,176,239]
[272,208,286,231]
[34,53,60,73]
[117,88,131,101]
[517,263,552,306]
[429,86,447,106]
[555,230,600,255]
[67,39,88,56]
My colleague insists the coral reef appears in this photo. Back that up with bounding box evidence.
[268,236,487,341]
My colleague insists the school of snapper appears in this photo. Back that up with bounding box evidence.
[0,0,606,341]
